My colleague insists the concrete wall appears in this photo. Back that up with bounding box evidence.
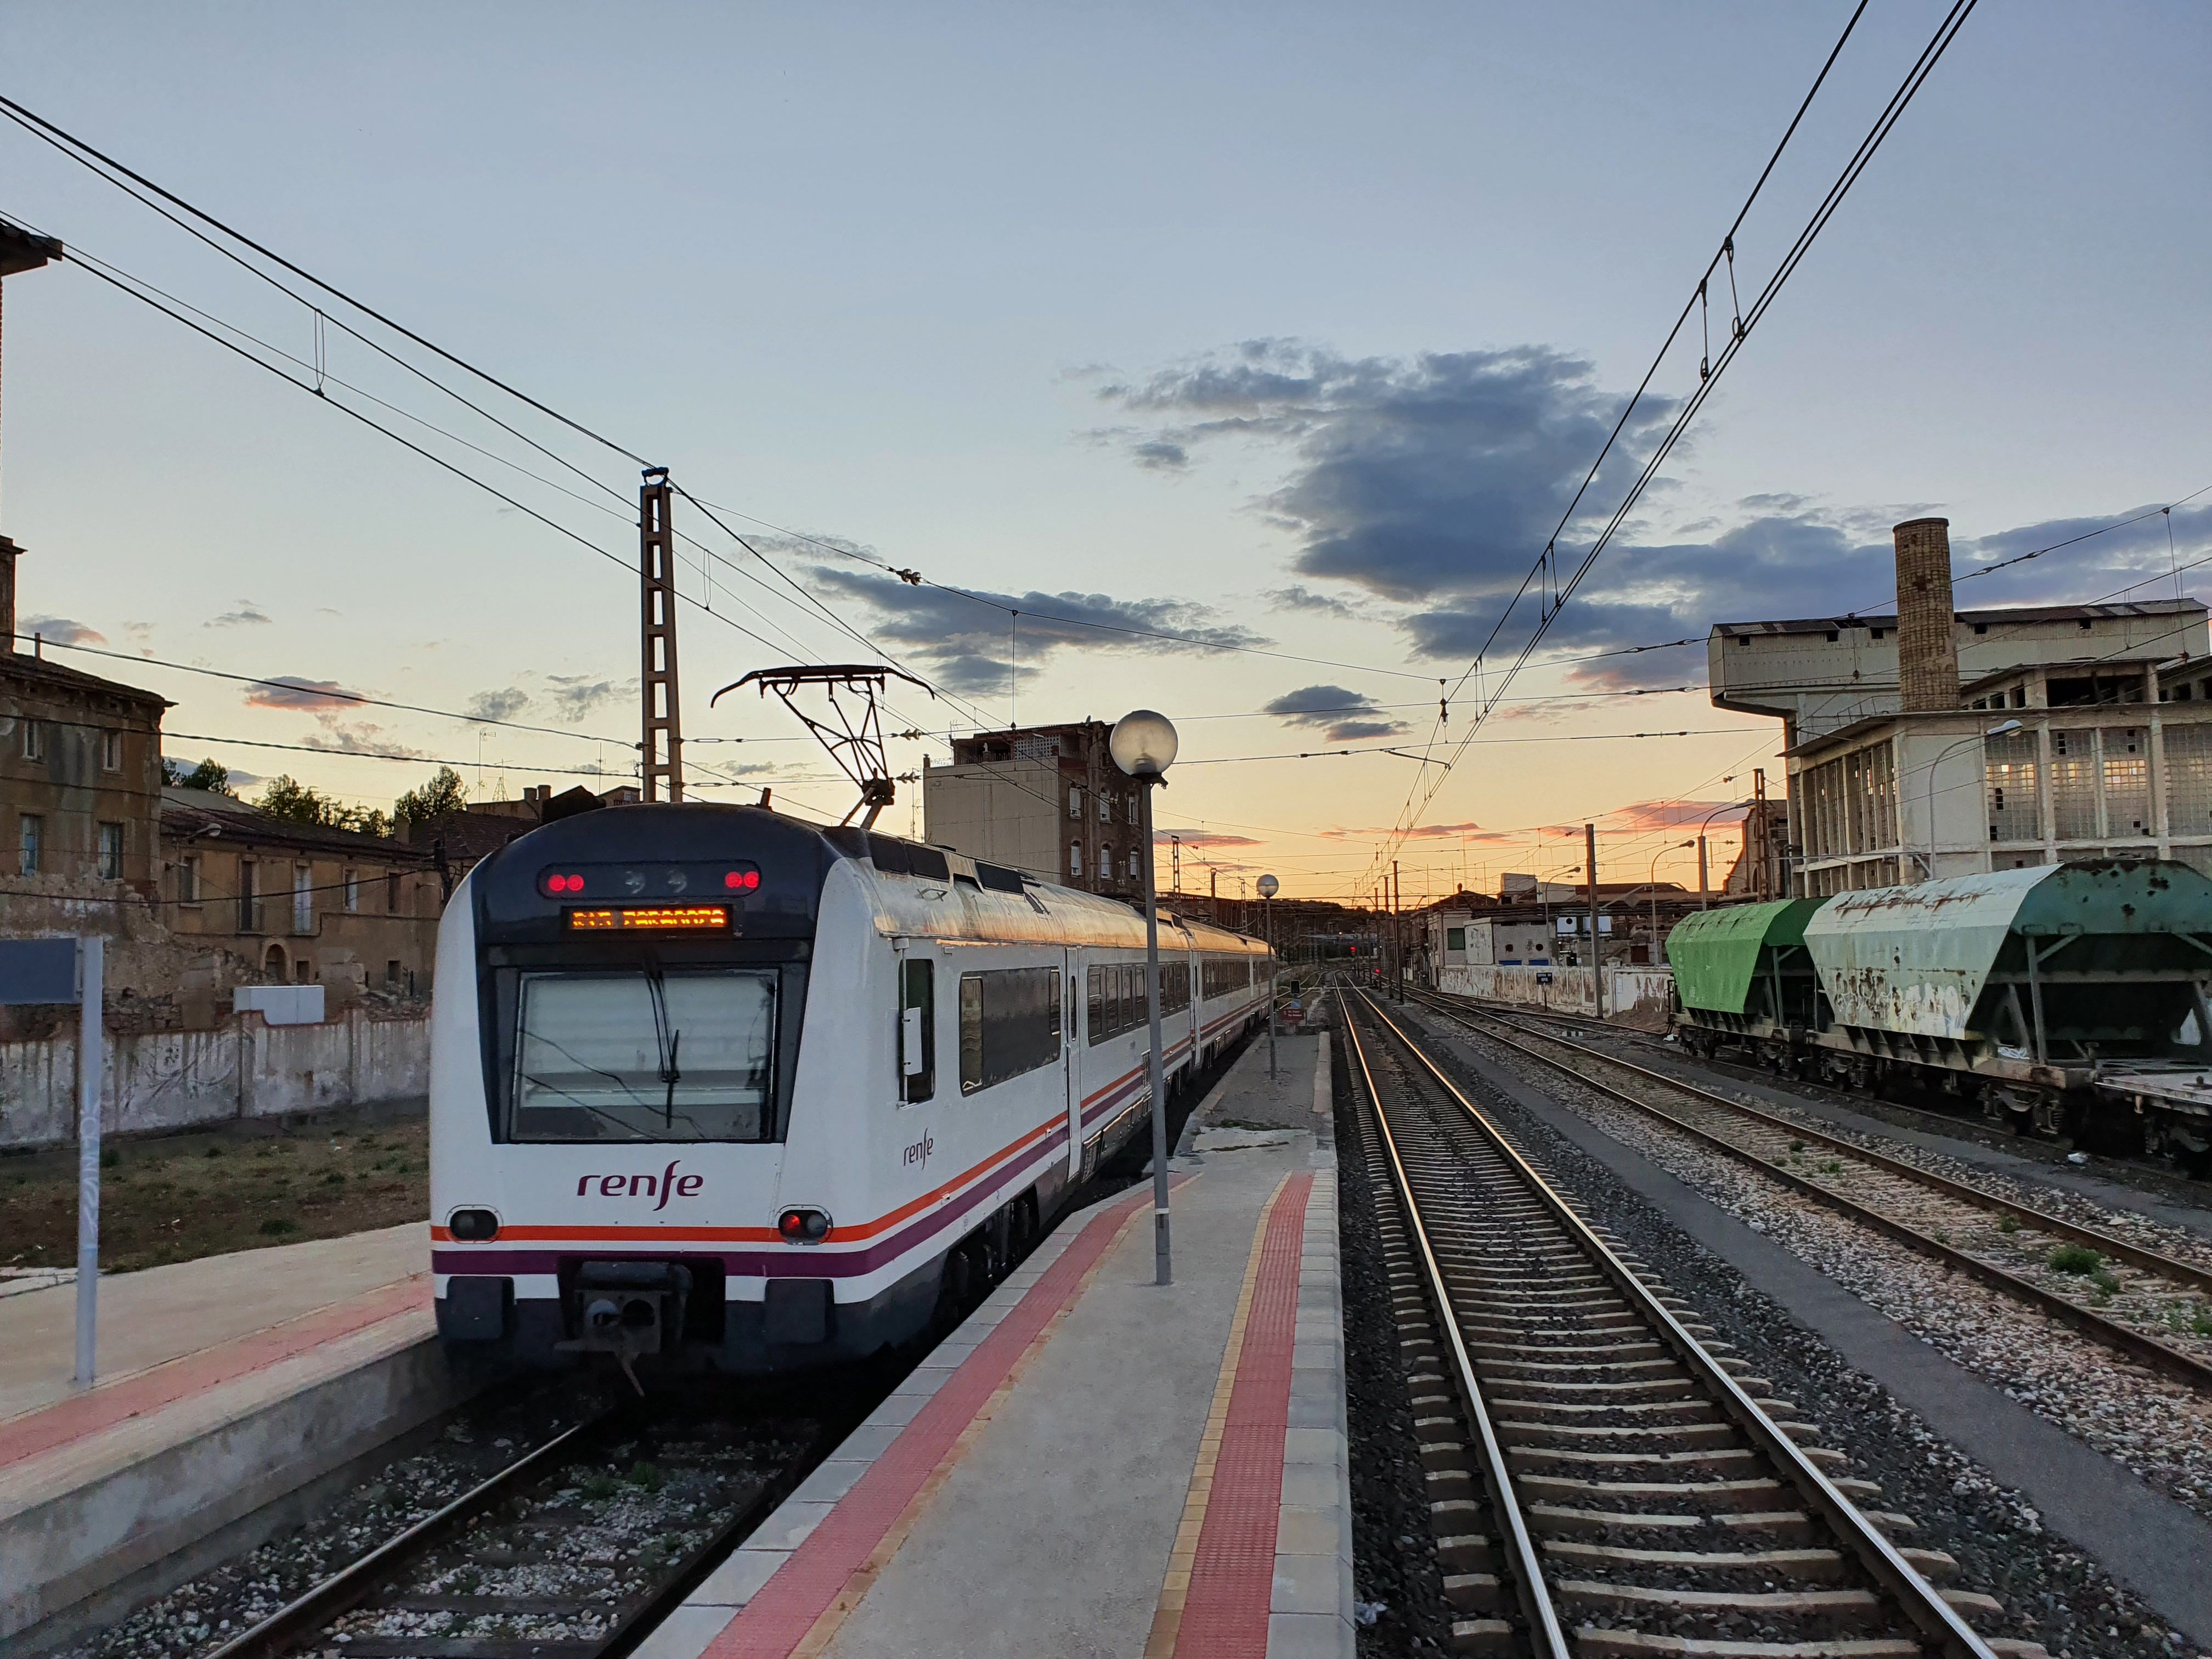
[0,1009,429,1148]
[922,756,1063,881]
[1436,962,1675,1029]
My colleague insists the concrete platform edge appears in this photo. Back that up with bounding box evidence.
[0,1323,492,1645]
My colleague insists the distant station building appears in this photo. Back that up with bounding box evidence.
[923,720,1147,899]
[1710,517,2212,894]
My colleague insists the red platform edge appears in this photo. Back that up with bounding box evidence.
[1171,1170,1314,1658]
[0,1274,429,1471]
[702,1182,1158,1658]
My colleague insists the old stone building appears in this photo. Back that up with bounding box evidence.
[160,787,441,1018]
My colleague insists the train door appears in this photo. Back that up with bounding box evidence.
[1064,947,1085,1176]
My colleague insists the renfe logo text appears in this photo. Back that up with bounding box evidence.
[578,1160,704,1212]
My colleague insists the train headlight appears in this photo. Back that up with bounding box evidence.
[448,1207,500,1241]
[777,1207,832,1243]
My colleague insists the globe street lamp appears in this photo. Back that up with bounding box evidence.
[1111,709,1179,1286]
[1257,873,1279,1080]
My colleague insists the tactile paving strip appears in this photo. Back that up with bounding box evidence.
[1171,1171,1313,1658]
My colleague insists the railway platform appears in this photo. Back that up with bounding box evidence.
[0,1222,473,1647]
[638,1028,1352,1659]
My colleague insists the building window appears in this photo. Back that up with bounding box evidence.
[1069,840,1082,877]
[238,860,260,932]
[18,814,42,876]
[178,854,201,905]
[293,866,314,934]
[1098,793,1111,823]
[1127,795,1139,826]
[100,730,123,771]
[97,821,125,879]
[1068,786,1082,820]
[386,960,402,989]
[295,956,314,984]
[1127,848,1140,878]
[343,868,360,912]
[387,869,402,912]
[22,720,46,761]
[1099,844,1112,880]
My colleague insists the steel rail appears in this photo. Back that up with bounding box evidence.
[205,1408,623,1659]
[1419,991,2212,1392]
[1339,994,1571,1659]
[1430,989,2212,1297]
[1353,991,1999,1659]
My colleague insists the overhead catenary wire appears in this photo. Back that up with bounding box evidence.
[1367,0,1984,894]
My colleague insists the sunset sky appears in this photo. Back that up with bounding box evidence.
[1,2,2204,906]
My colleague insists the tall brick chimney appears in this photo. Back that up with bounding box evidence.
[1893,516,1960,713]
[0,535,18,656]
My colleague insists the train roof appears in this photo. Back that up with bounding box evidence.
[467,802,1271,956]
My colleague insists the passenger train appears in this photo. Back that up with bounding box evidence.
[427,802,1277,1378]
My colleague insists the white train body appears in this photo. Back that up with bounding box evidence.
[429,803,1273,1373]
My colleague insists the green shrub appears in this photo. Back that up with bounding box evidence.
[2048,1243,2102,1276]
[258,1217,298,1237]
[629,1461,665,1491]
[203,1144,224,1158]
[580,1474,622,1500]
[1997,1214,2021,1233]
[324,1171,347,1186]
[2090,1269,2121,1295]
[1788,1139,1806,1155]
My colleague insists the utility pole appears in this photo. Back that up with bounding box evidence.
[1584,824,1602,1019]
[639,469,685,802]
[1696,837,1709,909]
[1752,768,1769,898]
[1391,859,1402,1002]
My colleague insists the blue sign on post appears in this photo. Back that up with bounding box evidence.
[0,938,78,1004]
[0,937,105,1383]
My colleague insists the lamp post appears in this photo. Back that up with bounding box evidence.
[1649,841,1693,962]
[1257,874,1279,1080]
[1696,802,1739,909]
[1916,719,2022,878]
[1111,708,1180,1286]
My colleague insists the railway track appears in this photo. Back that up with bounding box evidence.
[1405,988,2212,1391]
[205,1402,820,1659]
[1339,989,2038,1659]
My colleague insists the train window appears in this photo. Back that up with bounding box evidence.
[509,969,776,1142]
[900,960,935,1104]
[1087,964,1104,1040]
[960,967,1061,1093]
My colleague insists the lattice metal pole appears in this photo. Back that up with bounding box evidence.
[639,470,684,801]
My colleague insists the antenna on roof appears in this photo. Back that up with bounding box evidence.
[711,664,932,830]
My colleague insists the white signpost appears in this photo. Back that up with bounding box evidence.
[0,936,105,1383]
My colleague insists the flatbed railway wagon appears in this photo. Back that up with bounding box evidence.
[427,803,1276,1380]
[1666,859,2212,1166]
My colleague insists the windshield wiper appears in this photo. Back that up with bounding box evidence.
[643,962,682,1130]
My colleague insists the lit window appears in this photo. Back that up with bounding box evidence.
[18,814,42,876]
[1070,840,1083,876]
[97,821,125,879]
[100,730,122,771]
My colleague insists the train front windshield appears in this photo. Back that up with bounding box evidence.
[510,968,777,1143]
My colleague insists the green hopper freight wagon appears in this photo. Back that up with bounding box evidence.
[1664,898,1827,1069]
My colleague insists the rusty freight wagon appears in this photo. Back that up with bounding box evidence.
[1666,860,2212,1167]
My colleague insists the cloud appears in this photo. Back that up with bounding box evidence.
[1260,683,1411,742]
[297,722,428,759]
[243,676,358,711]
[809,568,1267,697]
[467,687,532,723]
[545,676,625,723]
[1100,339,1674,613]
[20,614,105,646]
[1319,819,1492,842]
[1263,585,1365,621]
[1107,335,2212,677]
[1155,830,1259,848]
[206,600,272,628]
[1129,439,1188,472]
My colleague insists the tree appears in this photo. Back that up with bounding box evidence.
[394,766,469,830]
[162,757,237,795]
[257,775,336,826]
